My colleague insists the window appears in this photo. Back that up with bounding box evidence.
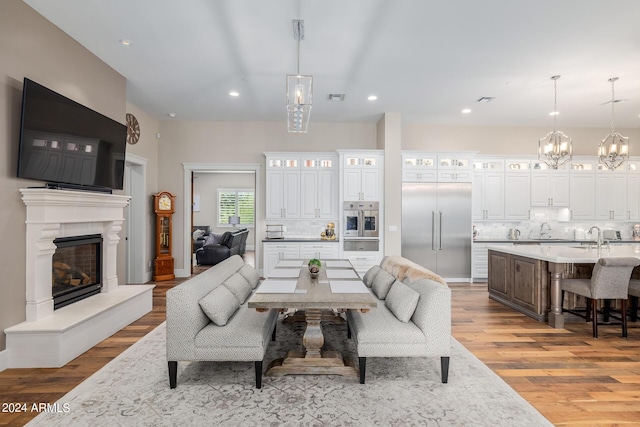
[218,189,255,226]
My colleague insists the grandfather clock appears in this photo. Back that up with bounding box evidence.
[153,191,175,281]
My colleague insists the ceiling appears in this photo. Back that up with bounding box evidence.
[23,0,640,128]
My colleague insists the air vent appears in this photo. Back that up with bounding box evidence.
[328,94,346,101]
[476,96,495,103]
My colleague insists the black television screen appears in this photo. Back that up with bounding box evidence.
[17,78,126,191]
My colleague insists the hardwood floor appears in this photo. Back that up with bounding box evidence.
[2,278,640,426]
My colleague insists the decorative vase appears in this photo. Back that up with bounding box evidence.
[309,265,320,279]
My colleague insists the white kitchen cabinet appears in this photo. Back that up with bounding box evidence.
[569,173,595,220]
[628,173,640,221]
[504,173,531,220]
[266,168,301,219]
[568,158,597,220]
[343,154,381,201]
[300,155,338,219]
[402,153,437,182]
[343,252,382,278]
[299,242,340,260]
[595,174,627,220]
[263,242,300,278]
[263,241,340,277]
[472,171,504,220]
[530,172,569,207]
[436,154,473,183]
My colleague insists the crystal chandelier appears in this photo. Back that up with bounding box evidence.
[538,75,572,169]
[286,19,312,133]
[598,77,629,170]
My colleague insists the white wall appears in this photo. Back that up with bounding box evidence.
[0,0,126,352]
[402,124,640,155]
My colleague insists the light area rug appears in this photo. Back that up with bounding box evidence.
[27,319,552,427]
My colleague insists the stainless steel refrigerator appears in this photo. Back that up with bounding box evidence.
[401,182,472,281]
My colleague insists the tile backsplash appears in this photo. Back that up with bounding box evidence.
[475,207,640,240]
[265,219,340,239]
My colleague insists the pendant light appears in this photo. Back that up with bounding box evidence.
[286,19,312,133]
[598,77,629,170]
[538,75,572,169]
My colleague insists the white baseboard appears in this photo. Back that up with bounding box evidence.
[0,348,7,372]
[247,245,255,251]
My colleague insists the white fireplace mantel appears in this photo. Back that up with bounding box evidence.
[21,188,131,321]
[5,188,154,369]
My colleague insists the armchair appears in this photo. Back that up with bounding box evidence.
[195,228,249,266]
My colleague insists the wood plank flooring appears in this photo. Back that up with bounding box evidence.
[2,278,640,426]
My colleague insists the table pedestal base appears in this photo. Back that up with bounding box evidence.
[266,307,358,377]
[265,350,358,377]
[282,309,345,324]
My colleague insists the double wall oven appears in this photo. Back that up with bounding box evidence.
[343,201,379,251]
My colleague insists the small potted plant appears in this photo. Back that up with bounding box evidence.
[308,258,321,279]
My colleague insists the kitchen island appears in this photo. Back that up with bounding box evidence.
[487,244,640,328]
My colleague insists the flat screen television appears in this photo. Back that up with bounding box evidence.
[17,78,127,192]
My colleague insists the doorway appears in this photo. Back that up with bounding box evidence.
[124,154,147,284]
[181,163,261,277]
[192,171,256,269]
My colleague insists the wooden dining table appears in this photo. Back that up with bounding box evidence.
[248,259,377,377]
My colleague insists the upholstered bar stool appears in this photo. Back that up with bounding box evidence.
[629,279,640,322]
[560,257,640,338]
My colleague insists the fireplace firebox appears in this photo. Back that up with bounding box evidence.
[52,234,102,309]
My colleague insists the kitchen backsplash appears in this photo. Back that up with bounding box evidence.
[475,207,640,240]
[265,219,340,239]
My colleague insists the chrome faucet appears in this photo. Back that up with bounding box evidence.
[540,222,552,239]
[588,226,602,250]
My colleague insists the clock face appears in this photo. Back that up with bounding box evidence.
[126,113,140,145]
[158,194,171,210]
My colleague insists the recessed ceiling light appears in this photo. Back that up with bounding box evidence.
[168,113,176,118]
[368,95,378,101]
[462,108,471,114]
[229,91,239,97]
[119,39,132,46]
[549,111,559,116]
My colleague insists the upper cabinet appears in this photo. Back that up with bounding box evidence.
[402,153,437,182]
[265,153,338,220]
[265,155,301,219]
[300,155,338,219]
[568,159,596,220]
[472,158,505,220]
[504,159,531,220]
[342,153,382,201]
[436,154,473,182]
[530,161,569,207]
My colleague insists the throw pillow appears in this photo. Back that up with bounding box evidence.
[223,273,253,304]
[192,229,205,240]
[199,286,240,326]
[362,265,381,288]
[371,269,395,299]
[238,264,260,289]
[385,280,420,323]
[203,233,224,246]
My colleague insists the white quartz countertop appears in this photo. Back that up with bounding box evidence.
[487,244,640,263]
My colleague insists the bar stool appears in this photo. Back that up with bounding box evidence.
[560,257,640,338]
[629,279,640,322]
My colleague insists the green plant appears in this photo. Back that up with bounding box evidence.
[308,258,321,267]
[308,258,321,275]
